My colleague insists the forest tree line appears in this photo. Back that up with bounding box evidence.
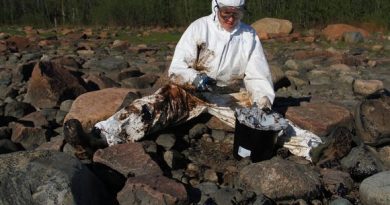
[0,0,389,29]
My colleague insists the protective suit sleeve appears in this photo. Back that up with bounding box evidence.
[244,34,275,105]
[168,22,200,85]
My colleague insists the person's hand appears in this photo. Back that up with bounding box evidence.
[256,96,272,113]
[193,73,217,92]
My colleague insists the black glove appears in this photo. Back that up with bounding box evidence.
[193,73,217,92]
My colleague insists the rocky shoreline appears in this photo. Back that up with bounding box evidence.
[0,21,389,205]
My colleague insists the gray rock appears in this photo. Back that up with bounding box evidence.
[117,68,143,80]
[0,85,18,100]
[0,127,11,140]
[59,99,74,112]
[0,70,12,86]
[285,59,299,70]
[164,150,186,169]
[269,64,290,90]
[239,157,322,200]
[40,108,58,122]
[0,139,21,154]
[203,169,219,183]
[21,52,42,62]
[94,56,128,71]
[55,110,67,125]
[308,70,331,85]
[117,175,188,205]
[359,171,390,205]
[189,123,209,139]
[4,101,35,118]
[343,32,364,43]
[120,74,159,89]
[195,182,220,204]
[377,146,390,169]
[138,63,166,74]
[142,140,158,154]
[355,95,390,145]
[211,129,225,142]
[194,183,273,205]
[0,150,111,205]
[341,145,384,181]
[156,133,176,150]
[329,198,353,205]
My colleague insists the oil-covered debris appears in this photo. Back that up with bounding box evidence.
[235,106,288,131]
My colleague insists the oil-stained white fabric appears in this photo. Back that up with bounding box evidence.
[168,1,275,105]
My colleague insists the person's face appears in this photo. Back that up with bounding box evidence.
[217,6,243,31]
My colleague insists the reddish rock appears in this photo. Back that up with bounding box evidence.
[64,88,136,132]
[93,142,162,177]
[257,31,269,40]
[117,175,188,205]
[206,116,234,132]
[36,136,64,151]
[322,24,370,41]
[320,169,354,195]
[26,60,87,109]
[285,102,352,136]
[303,36,316,43]
[10,122,47,150]
[6,36,30,52]
[19,111,49,128]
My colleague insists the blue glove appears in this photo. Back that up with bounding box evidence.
[193,73,217,92]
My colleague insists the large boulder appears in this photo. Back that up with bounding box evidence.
[341,145,384,181]
[251,18,293,35]
[117,175,188,205]
[285,102,353,136]
[359,171,390,205]
[322,24,370,41]
[353,79,384,96]
[0,150,111,205]
[25,60,87,109]
[64,88,138,132]
[239,157,322,200]
[354,95,390,146]
[93,142,162,177]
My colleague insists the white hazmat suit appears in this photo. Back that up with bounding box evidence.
[169,0,275,105]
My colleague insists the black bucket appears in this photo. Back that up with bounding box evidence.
[233,107,288,162]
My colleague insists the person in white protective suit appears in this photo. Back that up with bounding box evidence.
[169,0,274,109]
[87,0,278,147]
